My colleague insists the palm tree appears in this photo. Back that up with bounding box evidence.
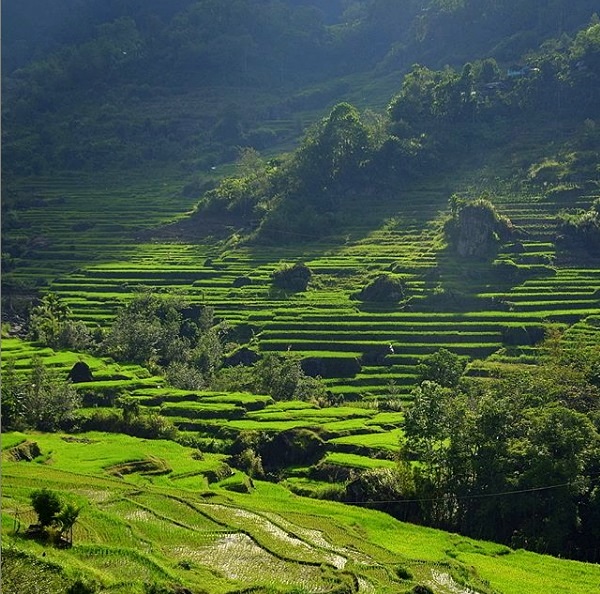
[56,502,80,546]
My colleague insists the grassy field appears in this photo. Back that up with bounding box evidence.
[3,430,600,594]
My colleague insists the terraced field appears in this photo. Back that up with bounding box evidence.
[4,172,600,485]
[3,431,599,594]
[10,176,597,400]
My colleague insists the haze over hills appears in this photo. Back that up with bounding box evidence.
[2,2,600,593]
[3,0,599,174]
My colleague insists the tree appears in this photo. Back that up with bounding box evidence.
[399,334,600,558]
[291,102,372,197]
[28,293,91,351]
[253,353,325,401]
[102,292,196,366]
[8,357,82,432]
[56,502,81,545]
[416,348,467,387]
[30,488,62,527]
[30,489,81,546]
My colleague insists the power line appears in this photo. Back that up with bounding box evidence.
[345,476,600,506]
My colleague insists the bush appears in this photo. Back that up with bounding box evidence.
[352,274,406,302]
[30,488,62,527]
[271,262,312,292]
[557,199,600,254]
[396,565,413,580]
[81,408,178,440]
[253,353,326,401]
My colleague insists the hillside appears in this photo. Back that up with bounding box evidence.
[2,1,600,592]
[3,431,600,594]
[3,0,600,174]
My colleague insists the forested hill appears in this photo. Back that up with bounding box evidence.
[3,0,599,175]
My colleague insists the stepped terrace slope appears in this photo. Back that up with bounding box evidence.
[3,431,600,594]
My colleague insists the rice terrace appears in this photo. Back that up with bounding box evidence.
[2,2,600,593]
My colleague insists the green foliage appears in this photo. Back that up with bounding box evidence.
[201,148,276,224]
[417,348,467,388]
[56,502,81,536]
[4,430,600,592]
[253,353,325,401]
[351,274,406,303]
[31,488,63,527]
[100,292,226,386]
[165,361,206,390]
[235,447,265,479]
[1,357,81,432]
[291,102,373,196]
[29,488,80,546]
[28,294,92,351]
[558,198,600,254]
[82,407,178,441]
[102,292,192,365]
[401,336,600,559]
[271,262,312,293]
[4,0,600,177]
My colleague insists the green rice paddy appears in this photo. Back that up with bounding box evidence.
[3,431,599,594]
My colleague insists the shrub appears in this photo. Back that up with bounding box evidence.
[271,262,312,292]
[557,199,600,254]
[253,353,326,401]
[396,566,413,580]
[235,447,265,479]
[30,488,62,527]
[81,408,178,440]
[165,362,206,390]
[29,488,80,546]
[27,293,92,351]
[352,274,406,302]
[2,358,81,432]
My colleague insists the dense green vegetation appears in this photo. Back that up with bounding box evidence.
[4,0,600,175]
[3,1,600,591]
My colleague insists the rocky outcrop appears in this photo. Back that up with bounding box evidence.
[447,199,513,258]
